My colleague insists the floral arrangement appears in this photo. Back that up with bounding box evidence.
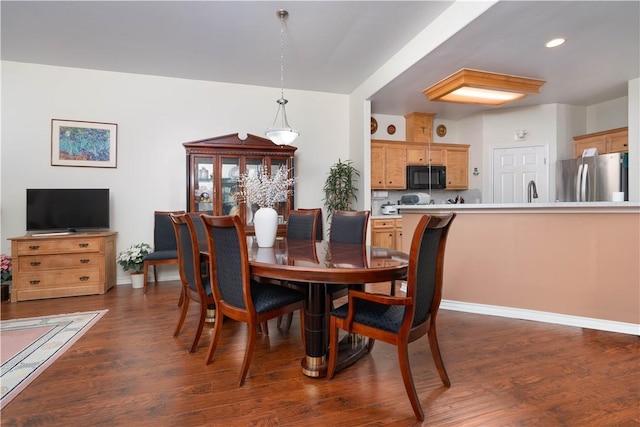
[1,254,12,282]
[234,166,296,209]
[117,243,151,273]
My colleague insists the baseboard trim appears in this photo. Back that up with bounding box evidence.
[440,300,640,336]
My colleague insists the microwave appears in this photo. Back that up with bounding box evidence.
[406,165,446,189]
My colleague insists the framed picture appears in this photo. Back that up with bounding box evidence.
[51,119,117,168]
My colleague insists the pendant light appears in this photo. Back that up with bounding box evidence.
[265,9,300,146]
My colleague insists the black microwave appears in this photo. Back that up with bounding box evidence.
[406,165,446,189]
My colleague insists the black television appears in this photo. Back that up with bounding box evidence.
[26,188,110,232]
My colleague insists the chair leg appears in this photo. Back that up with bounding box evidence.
[284,312,294,330]
[398,343,424,421]
[173,296,190,337]
[143,262,149,294]
[205,312,224,365]
[153,265,158,285]
[238,323,258,387]
[367,338,376,353]
[190,302,208,353]
[326,316,339,380]
[259,321,269,336]
[177,287,184,307]
[427,323,451,387]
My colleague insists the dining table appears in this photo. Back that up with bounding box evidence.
[247,237,409,378]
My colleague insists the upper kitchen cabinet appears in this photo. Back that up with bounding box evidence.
[183,133,296,234]
[573,127,628,158]
[404,112,434,143]
[371,141,407,189]
[406,144,446,166]
[444,145,470,189]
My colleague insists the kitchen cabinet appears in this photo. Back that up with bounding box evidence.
[406,144,445,166]
[371,141,407,189]
[183,133,296,235]
[371,218,403,251]
[9,232,117,302]
[445,145,469,189]
[404,112,434,143]
[573,127,628,158]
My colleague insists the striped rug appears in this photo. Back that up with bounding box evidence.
[0,310,107,409]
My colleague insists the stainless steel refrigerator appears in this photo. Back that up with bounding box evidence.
[556,152,628,202]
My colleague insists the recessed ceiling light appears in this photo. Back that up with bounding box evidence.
[423,69,546,106]
[546,38,565,48]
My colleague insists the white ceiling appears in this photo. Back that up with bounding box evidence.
[2,1,638,121]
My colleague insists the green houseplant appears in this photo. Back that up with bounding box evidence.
[322,159,360,220]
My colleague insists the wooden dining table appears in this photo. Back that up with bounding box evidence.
[247,237,409,378]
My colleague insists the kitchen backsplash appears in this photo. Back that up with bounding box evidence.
[371,188,483,215]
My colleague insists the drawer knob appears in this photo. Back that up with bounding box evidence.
[30,261,41,266]
[29,280,40,285]
[79,243,89,248]
[80,259,90,264]
[29,245,40,250]
[80,276,90,281]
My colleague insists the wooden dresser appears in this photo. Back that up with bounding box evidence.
[9,231,117,302]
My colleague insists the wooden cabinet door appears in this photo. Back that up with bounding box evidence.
[406,146,427,165]
[607,129,628,153]
[446,147,469,189]
[394,219,403,251]
[429,146,446,165]
[574,136,606,158]
[371,144,386,189]
[371,219,395,249]
[385,145,407,189]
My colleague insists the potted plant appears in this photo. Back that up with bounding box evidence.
[1,254,11,301]
[117,243,151,288]
[235,165,296,247]
[323,159,360,221]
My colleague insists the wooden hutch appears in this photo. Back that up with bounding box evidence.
[183,133,297,235]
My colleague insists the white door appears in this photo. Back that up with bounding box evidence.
[493,145,548,203]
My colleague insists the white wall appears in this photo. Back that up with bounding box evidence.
[1,61,350,283]
[586,97,629,132]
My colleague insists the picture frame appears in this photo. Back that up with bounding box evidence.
[51,119,117,168]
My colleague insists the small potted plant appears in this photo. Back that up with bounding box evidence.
[1,254,12,301]
[117,243,151,288]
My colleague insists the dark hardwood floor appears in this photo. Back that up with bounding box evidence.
[1,281,638,426]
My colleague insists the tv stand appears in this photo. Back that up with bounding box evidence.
[9,231,117,302]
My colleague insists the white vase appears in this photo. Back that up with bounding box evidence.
[253,207,278,247]
[131,272,145,289]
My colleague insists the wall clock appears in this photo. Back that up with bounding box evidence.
[436,124,447,137]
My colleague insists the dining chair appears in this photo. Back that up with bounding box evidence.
[295,208,323,240]
[142,210,185,293]
[286,208,321,240]
[169,212,216,353]
[326,213,456,421]
[201,214,306,386]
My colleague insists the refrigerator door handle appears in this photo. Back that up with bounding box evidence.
[581,163,590,202]
[576,163,584,202]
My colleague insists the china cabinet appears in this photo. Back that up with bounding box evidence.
[183,133,296,235]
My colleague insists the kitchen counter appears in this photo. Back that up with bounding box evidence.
[398,201,640,214]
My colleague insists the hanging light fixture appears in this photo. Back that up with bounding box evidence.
[265,9,300,146]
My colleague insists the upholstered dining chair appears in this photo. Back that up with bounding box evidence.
[169,212,215,353]
[143,210,185,293]
[201,214,306,386]
[326,213,456,421]
[294,208,323,240]
[286,208,321,240]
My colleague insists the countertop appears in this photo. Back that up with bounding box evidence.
[396,201,640,214]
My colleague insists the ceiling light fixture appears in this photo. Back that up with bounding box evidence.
[265,9,299,146]
[546,38,566,48]
[423,69,546,106]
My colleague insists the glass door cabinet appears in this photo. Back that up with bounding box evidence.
[184,133,297,235]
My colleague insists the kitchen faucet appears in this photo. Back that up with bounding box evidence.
[527,180,539,203]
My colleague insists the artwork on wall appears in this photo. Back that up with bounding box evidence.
[51,119,117,168]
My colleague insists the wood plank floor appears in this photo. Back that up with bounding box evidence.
[1,281,638,426]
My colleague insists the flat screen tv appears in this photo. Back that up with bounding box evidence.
[26,188,110,232]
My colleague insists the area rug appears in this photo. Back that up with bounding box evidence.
[0,309,107,409]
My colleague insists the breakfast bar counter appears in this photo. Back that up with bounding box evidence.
[397,202,640,334]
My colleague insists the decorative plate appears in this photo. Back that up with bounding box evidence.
[371,117,378,134]
[436,124,447,137]
[387,124,396,135]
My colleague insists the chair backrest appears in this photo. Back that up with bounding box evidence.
[169,213,203,294]
[329,210,370,244]
[406,213,456,329]
[187,212,207,248]
[154,210,185,251]
[286,209,321,240]
[201,215,252,313]
[298,208,323,240]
